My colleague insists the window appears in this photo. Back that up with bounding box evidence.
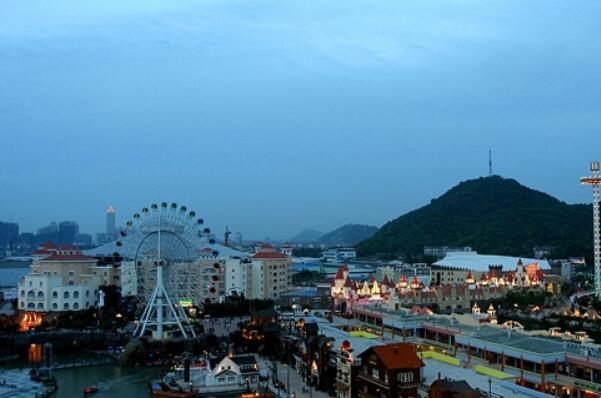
[27,290,34,298]
[52,291,58,298]
[74,291,80,299]
[37,291,44,298]
[68,271,75,277]
[20,290,25,297]
[52,303,58,310]
[20,301,25,308]
[398,372,413,383]
[28,303,35,309]
[64,303,70,310]
[37,303,44,309]
[86,290,89,297]
[74,303,79,310]
[39,281,43,287]
[371,368,379,379]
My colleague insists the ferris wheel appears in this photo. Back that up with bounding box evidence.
[116,201,217,339]
[117,202,216,304]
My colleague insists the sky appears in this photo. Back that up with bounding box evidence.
[1,1,601,240]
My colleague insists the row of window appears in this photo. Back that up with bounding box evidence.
[21,290,95,299]
[364,366,414,383]
[21,301,91,310]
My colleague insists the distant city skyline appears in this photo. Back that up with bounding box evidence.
[1,1,601,239]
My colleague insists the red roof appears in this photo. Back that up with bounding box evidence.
[40,254,96,262]
[360,343,423,370]
[252,252,289,259]
[381,275,395,288]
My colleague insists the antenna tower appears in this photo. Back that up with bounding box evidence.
[488,150,493,177]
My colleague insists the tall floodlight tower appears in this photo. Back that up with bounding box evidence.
[581,161,601,297]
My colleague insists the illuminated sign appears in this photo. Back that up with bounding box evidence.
[179,298,193,308]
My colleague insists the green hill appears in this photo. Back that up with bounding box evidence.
[318,224,378,246]
[357,176,593,259]
[289,228,323,243]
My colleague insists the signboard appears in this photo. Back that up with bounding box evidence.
[179,298,193,308]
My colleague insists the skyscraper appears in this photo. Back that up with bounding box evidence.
[0,222,19,246]
[58,221,79,244]
[106,206,116,241]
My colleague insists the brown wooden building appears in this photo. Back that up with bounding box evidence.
[357,343,424,398]
[428,379,480,398]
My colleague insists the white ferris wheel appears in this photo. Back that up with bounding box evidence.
[116,202,217,340]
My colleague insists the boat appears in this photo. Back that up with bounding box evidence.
[151,382,196,398]
[83,385,99,395]
[156,354,261,397]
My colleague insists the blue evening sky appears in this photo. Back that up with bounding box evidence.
[1,1,600,240]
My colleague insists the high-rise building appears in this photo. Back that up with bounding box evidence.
[233,232,243,247]
[0,222,19,246]
[106,206,116,242]
[36,222,60,244]
[58,221,79,244]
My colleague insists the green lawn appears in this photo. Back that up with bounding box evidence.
[350,330,379,339]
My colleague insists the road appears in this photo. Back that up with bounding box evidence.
[570,290,595,308]
[258,357,329,398]
[200,316,249,336]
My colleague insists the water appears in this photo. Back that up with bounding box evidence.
[53,364,164,398]
[0,264,28,287]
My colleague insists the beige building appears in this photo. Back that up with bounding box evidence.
[19,242,108,312]
[250,244,292,299]
[120,244,290,306]
[430,266,482,286]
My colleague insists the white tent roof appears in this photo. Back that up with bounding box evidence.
[434,251,550,272]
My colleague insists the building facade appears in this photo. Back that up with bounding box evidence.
[356,343,424,398]
[18,242,104,312]
[250,244,292,299]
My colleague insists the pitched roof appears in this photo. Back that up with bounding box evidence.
[359,343,423,370]
[430,379,477,394]
[40,254,96,262]
[252,251,289,259]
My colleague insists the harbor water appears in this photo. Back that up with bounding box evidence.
[52,364,164,398]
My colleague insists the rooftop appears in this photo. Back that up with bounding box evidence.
[434,252,550,272]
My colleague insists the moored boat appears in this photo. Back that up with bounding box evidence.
[151,382,196,398]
